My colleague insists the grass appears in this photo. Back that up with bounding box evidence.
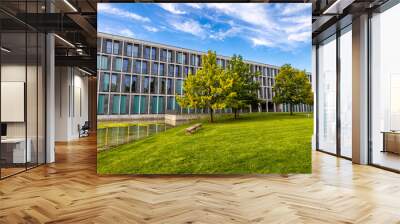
[97,112,313,174]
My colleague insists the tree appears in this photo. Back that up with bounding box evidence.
[272,64,313,115]
[177,51,233,122]
[225,55,260,119]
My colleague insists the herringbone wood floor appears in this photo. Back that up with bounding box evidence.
[1,135,400,224]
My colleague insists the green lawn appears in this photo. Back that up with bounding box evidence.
[97,113,313,174]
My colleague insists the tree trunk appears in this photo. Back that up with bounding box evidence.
[234,108,238,119]
[290,103,294,116]
[210,108,214,122]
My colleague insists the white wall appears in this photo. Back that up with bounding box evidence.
[54,67,89,141]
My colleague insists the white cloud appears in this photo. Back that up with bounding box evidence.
[205,3,276,30]
[158,3,186,14]
[144,25,159,32]
[250,37,274,47]
[288,31,310,42]
[209,26,241,40]
[98,4,150,22]
[169,19,206,38]
[119,29,135,37]
[202,3,311,49]
[185,3,202,9]
[153,3,311,50]
[280,15,310,24]
[281,4,311,15]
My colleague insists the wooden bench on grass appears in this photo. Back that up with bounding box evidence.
[186,123,202,134]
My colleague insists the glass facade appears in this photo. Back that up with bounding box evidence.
[370,3,400,171]
[313,1,400,172]
[0,4,46,179]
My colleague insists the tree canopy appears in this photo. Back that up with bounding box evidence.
[225,55,260,119]
[177,50,234,122]
[272,64,313,115]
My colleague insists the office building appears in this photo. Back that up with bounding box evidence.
[97,33,312,120]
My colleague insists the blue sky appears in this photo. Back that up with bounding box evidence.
[98,3,312,71]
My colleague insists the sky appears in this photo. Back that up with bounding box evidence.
[98,3,312,71]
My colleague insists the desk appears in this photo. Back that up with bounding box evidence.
[381,131,400,154]
[1,138,31,164]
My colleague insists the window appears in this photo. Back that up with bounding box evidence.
[98,55,110,70]
[167,96,175,112]
[97,38,102,52]
[317,35,337,154]
[167,50,173,63]
[97,55,101,69]
[125,43,132,57]
[142,76,149,93]
[100,72,110,92]
[120,95,129,114]
[150,77,157,94]
[151,96,158,114]
[144,46,150,59]
[175,79,183,95]
[133,60,141,73]
[184,67,189,77]
[152,62,158,75]
[110,73,120,92]
[97,94,109,115]
[175,65,182,78]
[104,39,112,54]
[123,75,131,93]
[122,58,130,72]
[158,96,165,114]
[151,47,157,60]
[113,41,121,55]
[161,49,167,61]
[167,79,174,94]
[168,64,174,77]
[159,63,165,76]
[131,95,140,114]
[133,44,139,57]
[140,95,148,114]
[131,75,139,93]
[113,57,122,71]
[370,5,400,171]
[159,78,166,94]
[142,61,148,74]
[183,53,188,65]
[177,52,182,64]
[111,95,120,114]
[339,27,352,158]
[190,54,195,66]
